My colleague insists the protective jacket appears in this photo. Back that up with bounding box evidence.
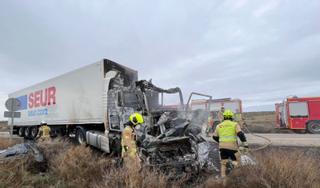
[121,126,137,159]
[216,120,238,150]
[38,125,51,138]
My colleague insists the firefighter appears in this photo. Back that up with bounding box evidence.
[206,112,214,136]
[218,106,225,123]
[234,109,243,126]
[212,109,248,178]
[37,121,51,141]
[121,112,144,169]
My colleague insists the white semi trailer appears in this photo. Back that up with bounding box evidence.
[9,59,138,153]
[7,59,220,175]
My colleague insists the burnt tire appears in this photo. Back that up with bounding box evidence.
[76,127,86,145]
[18,127,25,137]
[307,121,320,134]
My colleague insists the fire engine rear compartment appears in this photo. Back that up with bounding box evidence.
[276,97,320,134]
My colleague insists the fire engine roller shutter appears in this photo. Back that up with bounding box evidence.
[308,101,320,118]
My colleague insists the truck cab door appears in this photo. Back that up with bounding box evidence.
[108,91,126,132]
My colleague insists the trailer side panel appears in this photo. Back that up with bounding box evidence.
[9,61,105,126]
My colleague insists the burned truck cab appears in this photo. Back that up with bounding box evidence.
[92,67,220,176]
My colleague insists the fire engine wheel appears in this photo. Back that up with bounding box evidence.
[307,121,320,134]
[18,127,25,137]
[76,128,86,145]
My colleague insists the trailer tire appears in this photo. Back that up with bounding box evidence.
[30,126,39,139]
[307,121,320,134]
[24,127,32,139]
[18,127,25,137]
[76,127,87,145]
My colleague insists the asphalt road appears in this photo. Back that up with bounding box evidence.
[246,133,320,147]
[1,131,320,147]
[205,133,320,147]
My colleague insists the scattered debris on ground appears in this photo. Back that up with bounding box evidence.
[0,142,43,162]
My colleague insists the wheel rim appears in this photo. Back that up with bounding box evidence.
[19,128,23,136]
[77,132,85,144]
[25,128,30,136]
[311,123,320,132]
[31,127,38,138]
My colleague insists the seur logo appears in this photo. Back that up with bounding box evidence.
[16,86,56,116]
[28,86,56,108]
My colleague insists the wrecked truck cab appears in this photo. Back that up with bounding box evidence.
[135,111,220,177]
[127,80,220,176]
[104,76,220,176]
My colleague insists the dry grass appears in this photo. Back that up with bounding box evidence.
[242,112,290,133]
[223,148,320,188]
[0,137,22,149]
[1,138,320,188]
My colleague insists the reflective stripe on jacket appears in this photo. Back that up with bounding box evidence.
[217,120,237,142]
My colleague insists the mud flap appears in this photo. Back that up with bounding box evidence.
[101,134,110,153]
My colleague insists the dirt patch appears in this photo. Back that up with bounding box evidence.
[0,137,23,149]
[0,121,8,132]
[243,111,293,133]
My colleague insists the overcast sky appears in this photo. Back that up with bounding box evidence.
[0,0,320,120]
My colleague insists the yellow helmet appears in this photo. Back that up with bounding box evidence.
[223,109,234,119]
[129,112,144,125]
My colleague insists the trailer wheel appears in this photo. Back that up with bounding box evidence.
[30,126,39,139]
[76,128,86,145]
[24,127,31,139]
[18,127,25,137]
[307,121,320,134]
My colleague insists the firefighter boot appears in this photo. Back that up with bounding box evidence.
[235,151,241,165]
[220,159,228,178]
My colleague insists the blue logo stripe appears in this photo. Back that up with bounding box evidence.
[17,95,28,110]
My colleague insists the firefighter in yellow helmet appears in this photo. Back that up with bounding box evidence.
[121,112,144,169]
[37,121,51,141]
[212,109,248,178]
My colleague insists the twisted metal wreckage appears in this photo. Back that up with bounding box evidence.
[109,79,221,176]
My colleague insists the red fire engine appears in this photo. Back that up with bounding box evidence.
[275,96,320,134]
